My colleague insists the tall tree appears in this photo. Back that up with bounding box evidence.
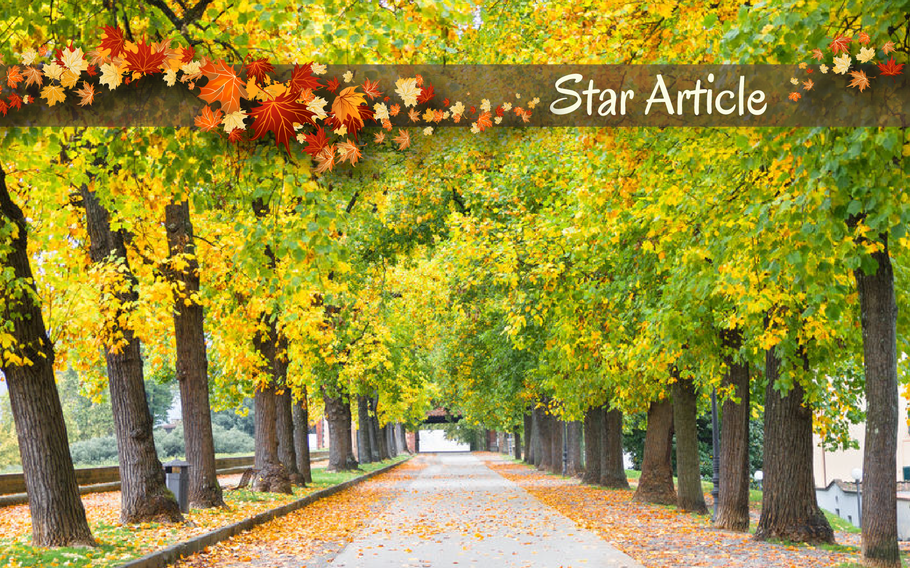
[715,330,750,532]
[293,390,313,484]
[673,374,707,514]
[632,399,676,506]
[0,165,95,546]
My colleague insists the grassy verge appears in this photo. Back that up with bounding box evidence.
[0,456,408,568]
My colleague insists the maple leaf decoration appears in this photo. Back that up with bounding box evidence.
[98,25,126,57]
[326,77,341,94]
[6,66,23,89]
[416,83,436,104]
[811,48,825,61]
[181,46,196,64]
[855,31,870,45]
[476,111,493,132]
[244,58,274,84]
[847,70,871,92]
[829,35,851,54]
[337,140,362,165]
[198,60,248,114]
[249,91,317,154]
[882,41,896,55]
[289,63,323,96]
[302,127,330,158]
[393,128,411,150]
[123,40,168,75]
[0,101,7,116]
[362,78,382,99]
[8,94,22,111]
[788,92,802,102]
[877,58,904,77]
[194,105,224,132]
[328,86,373,138]
[75,82,97,106]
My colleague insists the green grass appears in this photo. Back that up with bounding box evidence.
[0,455,408,568]
[823,509,862,534]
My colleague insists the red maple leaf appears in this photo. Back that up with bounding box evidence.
[469,106,476,114]
[788,92,801,102]
[228,128,245,144]
[829,35,851,54]
[326,77,341,94]
[495,105,504,117]
[244,58,274,84]
[361,78,382,99]
[302,127,330,158]
[877,57,904,77]
[443,98,449,107]
[124,40,168,75]
[855,31,870,45]
[249,91,317,154]
[98,26,126,57]
[6,66,23,89]
[8,93,22,111]
[0,100,7,116]
[289,63,323,96]
[181,46,196,64]
[417,83,435,104]
[476,111,493,131]
[194,105,223,132]
[85,65,97,77]
[198,60,248,114]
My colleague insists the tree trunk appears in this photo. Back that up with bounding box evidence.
[513,427,522,461]
[251,326,291,494]
[387,425,398,457]
[276,386,301,485]
[755,348,833,544]
[357,395,373,464]
[600,406,629,489]
[673,374,707,514]
[583,407,603,484]
[632,399,676,505]
[715,329,751,532]
[0,170,95,546]
[292,390,313,484]
[566,421,583,476]
[523,412,533,464]
[548,418,562,474]
[377,420,391,460]
[323,386,358,471]
[80,187,182,523]
[532,405,544,468]
[854,234,900,567]
[368,397,382,462]
[398,424,411,454]
[164,200,224,509]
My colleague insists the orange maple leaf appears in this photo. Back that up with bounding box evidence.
[75,82,97,106]
[337,139,362,165]
[829,35,851,54]
[249,91,317,154]
[329,86,372,137]
[802,79,814,91]
[382,119,393,131]
[811,48,824,61]
[476,111,493,132]
[194,105,223,132]
[22,66,43,88]
[408,108,421,123]
[389,104,400,117]
[847,70,871,92]
[315,145,336,173]
[855,31,870,45]
[198,60,248,114]
[362,78,382,99]
[374,131,386,144]
[877,58,904,77]
[393,128,411,150]
[788,92,801,102]
[6,66,23,89]
[98,25,126,58]
[123,40,167,75]
[882,41,896,55]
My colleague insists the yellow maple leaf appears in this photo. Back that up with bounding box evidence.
[41,84,66,107]
[331,86,367,130]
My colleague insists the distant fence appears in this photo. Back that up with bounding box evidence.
[0,450,329,505]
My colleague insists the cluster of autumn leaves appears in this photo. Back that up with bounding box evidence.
[787,30,903,101]
[1,24,539,173]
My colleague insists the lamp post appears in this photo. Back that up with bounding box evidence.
[711,387,720,522]
[852,467,863,528]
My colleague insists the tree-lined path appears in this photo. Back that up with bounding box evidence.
[328,453,641,568]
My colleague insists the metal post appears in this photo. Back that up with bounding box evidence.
[562,421,568,476]
[711,387,720,522]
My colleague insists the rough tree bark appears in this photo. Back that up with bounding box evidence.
[80,187,182,523]
[523,412,533,464]
[0,169,95,546]
[600,406,629,489]
[550,418,563,474]
[673,374,707,514]
[755,347,833,544]
[583,407,603,484]
[567,421,583,476]
[632,399,677,505]
[251,326,291,494]
[715,329,751,532]
[357,395,373,464]
[276,386,301,485]
[164,200,224,509]
[397,424,411,454]
[854,231,900,567]
[323,386,359,471]
[532,405,544,468]
[368,397,381,462]
[513,427,522,461]
[292,390,313,484]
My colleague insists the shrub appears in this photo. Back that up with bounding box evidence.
[69,435,119,466]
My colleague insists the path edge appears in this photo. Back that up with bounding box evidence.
[117,456,412,568]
